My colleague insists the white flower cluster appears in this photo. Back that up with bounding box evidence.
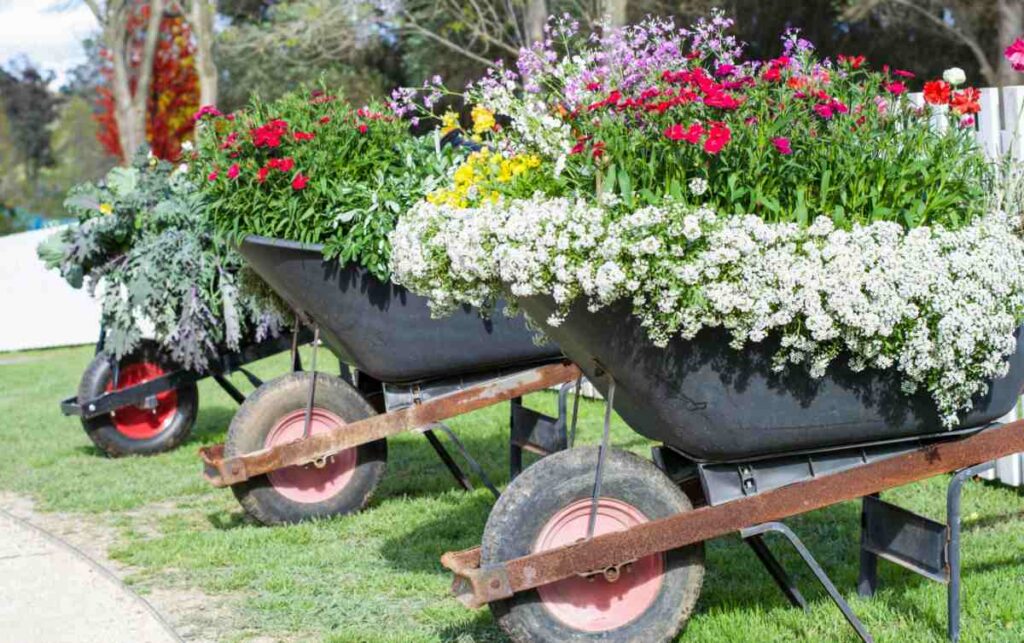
[391,198,1024,426]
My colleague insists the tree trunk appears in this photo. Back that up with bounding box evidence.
[189,0,218,106]
[524,0,547,47]
[603,0,628,27]
[996,0,1024,86]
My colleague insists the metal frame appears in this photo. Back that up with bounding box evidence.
[441,418,1024,610]
[199,361,581,488]
[60,329,312,420]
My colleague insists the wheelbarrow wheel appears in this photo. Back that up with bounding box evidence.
[77,340,198,458]
[482,447,704,643]
[226,372,387,526]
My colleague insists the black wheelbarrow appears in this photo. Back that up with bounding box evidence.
[199,236,580,525]
[443,294,1024,643]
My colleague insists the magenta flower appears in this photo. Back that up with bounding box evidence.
[885,81,908,95]
[1006,38,1024,72]
[227,163,240,180]
[813,103,834,119]
[772,137,793,155]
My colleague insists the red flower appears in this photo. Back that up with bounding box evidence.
[951,88,981,115]
[884,81,907,95]
[219,132,239,150]
[923,80,951,105]
[319,116,331,124]
[291,173,309,190]
[764,66,782,82]
[703,122,731,154]
[586,81,602,91]
[227,163,240,180]
[837,54,866,70]
[267,157,295,172]
[772,137,793,155]
[357,124,369,134]
[664,123,703,144]
[892,69,915,78]
[257,167,270,183]
[251,119,289,148]
[207,169,218,181]
[704,91,741,110]
[591,141,606,159]
[570,135,591,155]
[1006,38,1024,72]
[293,131,316,142]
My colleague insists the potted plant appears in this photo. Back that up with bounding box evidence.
[391,13,1024,460]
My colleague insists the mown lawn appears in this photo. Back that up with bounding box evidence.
[2,344,1024,642]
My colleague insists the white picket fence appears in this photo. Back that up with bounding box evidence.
[908,85,1024,485]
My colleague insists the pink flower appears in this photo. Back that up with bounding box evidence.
[1006,38,1024,72]
[292,173,309,190]
[813,103,834,119]
[357,124,369,134]
[893,69,915,78]
[257,167,270,183]
[959,114,977,129]
[193,105,222,121]
[885,81,907,95]
[227,163,240,180]
[267,157,295,172]
[772,137,793,155]
[207,169,218,181]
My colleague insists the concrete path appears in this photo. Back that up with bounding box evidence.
[0,508,180,643]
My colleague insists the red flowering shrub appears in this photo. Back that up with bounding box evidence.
[195,88,461,278]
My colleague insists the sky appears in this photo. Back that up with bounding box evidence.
[0,0,97,86]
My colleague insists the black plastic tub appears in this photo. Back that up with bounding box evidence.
[239,236,560,383]
[516,295,1024,462]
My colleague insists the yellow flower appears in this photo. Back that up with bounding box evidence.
[440,111,460,135]
[99,203,113,215]
[471,105,496,134]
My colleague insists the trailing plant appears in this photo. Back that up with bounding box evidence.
[194,88,463,279]
[38,153,288,371]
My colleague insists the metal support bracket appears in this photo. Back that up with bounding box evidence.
[741,522,873,643]
[744,534,808,611]
[509,379,575,479]
[856,461,995,642]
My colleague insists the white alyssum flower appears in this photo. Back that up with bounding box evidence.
[943,67,967,86]
[689,177,709,196]
[391,198,1024,426]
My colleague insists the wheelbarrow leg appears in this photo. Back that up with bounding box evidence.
[509,397,524,480]
[213,374,246,405]
[857,493,880,598]
[435,422,499,499]
[741,522,874,643]
[424,429,474,492]
[744,534,808,610]
[947,462,995,643]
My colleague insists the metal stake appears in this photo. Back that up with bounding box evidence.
[290,316,303,372]
[301,326,320,440]
[587,378,615,540]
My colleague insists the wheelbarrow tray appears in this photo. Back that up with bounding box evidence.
[239,236,560,384]
[516,294,1024,462]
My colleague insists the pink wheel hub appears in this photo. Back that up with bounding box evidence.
[534,497,663,633]
[106,361,178,440]
[264,408,357,504]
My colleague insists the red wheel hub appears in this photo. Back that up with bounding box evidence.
[106,361,179,440]
[264,408,357,504]
[534,497,663,633]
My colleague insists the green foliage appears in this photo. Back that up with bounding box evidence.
[195,87,462,279]
[39,154,288,371]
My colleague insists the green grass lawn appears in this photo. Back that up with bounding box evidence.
[2,344,1024,642]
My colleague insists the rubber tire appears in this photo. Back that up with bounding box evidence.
[78,340,199,458]
[226,372,388,526]
[482,447,705,643]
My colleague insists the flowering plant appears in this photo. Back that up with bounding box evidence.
[397,13,989,227]
[391,15,1024,426]
[38,154,287,370]
[195,88,462,279]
